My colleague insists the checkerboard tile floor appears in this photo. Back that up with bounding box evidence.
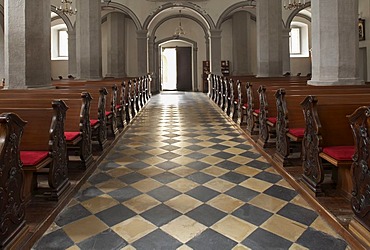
[33,92,349,250]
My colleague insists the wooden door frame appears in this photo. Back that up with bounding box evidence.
[155,38,198,92]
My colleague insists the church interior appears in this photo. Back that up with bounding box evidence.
[1,0,370,249]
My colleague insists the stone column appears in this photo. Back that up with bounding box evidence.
[232,11,251,75]
[106,12,126,78]
[282,27,291,74]
[137,30,148,76]
[309,0,362,85]
[68,29,77,77]
[205,36,210,61]
[76,0,102,80]
[210,29,222,75]
[256,0,283,77]
[0,26,4,81]
[5,0,51,88]
[148,36,155,78]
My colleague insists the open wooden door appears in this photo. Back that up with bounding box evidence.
[176,47,192,91]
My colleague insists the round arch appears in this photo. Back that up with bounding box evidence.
[143,2,215,31]
[51,5,74,32]
[216,1,256,29]
[101,2,142,30]
[154,37,199,92]
[151,14,209,41]
[284,1,311,28]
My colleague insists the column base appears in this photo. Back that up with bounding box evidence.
[308,78,364,86]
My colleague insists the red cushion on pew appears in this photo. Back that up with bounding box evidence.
[288,128,305,138]
[254,109,260,114]
[243,103,248,108]
[116,104,122,109]
[90,119,99,127]
[65,132,80,141]
[20,151,49,166]
[322,146,355,161]
[234,99,239,104]
[105,111,112,116]
[267,117,277,124]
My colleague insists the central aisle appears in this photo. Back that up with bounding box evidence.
[34,92,348,250]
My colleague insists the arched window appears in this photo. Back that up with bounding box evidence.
[290,21,309,57]
[51,24,68,60]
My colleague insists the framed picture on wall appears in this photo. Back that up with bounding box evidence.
[359,18,365,41]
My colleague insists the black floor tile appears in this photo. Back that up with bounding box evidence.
[108,186,142,202]
[277,203,318,226]
[247,160,271,170]
[187,229,237,250]
[77,229,128,250]
[155,161,182,170]
[152,172,181,184]
[99,162,121,171]
[186,186,220,202]
[296,227,347,250]
[186,172,214,184]
[95,204,136,227]
[132,229,182,250]
[241,228,293,250]
[118,172,147,184]
[216,160,242,170]
[263,185,298,202]
[225,186,260,202]
[239,151,261,159]
[210,144,229,151]
[219,172,248,184]
[186,161,211,170]
[186,204,226,227]
[125,161,151,170]
[55,204,92,227]
[88,173,112,185]
[254,171,282,184]
[186,152,208,160]
[141,204,182,227]
[232,204,273,226]
[212,152,235,160]
[158,152,181,160]
[33,229,74,250]
[147,186,181,202]
[76,186,105,202]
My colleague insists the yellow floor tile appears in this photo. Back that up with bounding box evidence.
[172,156,196,165]
[239,178,273,192]
[199,156,224,165]
[261,214,307,242]
[164,194,202,214]
[310,217,340,238]
[229,155,253,165]
[80,194,119,214]
[234,166,261,177]
[211,215,257,242]
[137,166,165,177]
[203,178,236,193]
[167,178,199,193]
[248,194,287,213]
[202,166,229,177]
[142,157,167,166]
[107,167,133,178]
[130,178,163,193]
[63,215,109,243]
[169,166,197,177]
[161,215,207,243]
[112,216,157,243]
[207,194,244,213]
[96,179,127,193]
[123,194,161,213]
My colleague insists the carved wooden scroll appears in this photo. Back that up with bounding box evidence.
[236,80,242,125]
[80,92,94,169]
[257,85,269,147]
[139,77,144,108]
[110,85,119,136]
[0,113,27,248]
[97,88,108,149]
[135,79,141,113]
[348,106,370,231]
[246,82,255,134]
[47,100,70,200]
[301,95,324,194]
[123,81,132,123]
[130,80,136,118]
[223,78,229,113]
[274,89,290,164]
[207,73,212,99]
[147,74,152,99]
[228,79,235,119]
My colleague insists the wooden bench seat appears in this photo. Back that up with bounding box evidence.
[0,100,70,201]
[0,93,94,169]
[299,94,370,197]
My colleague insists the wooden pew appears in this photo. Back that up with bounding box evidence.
[299,94,370,197]
[0,100,70,201]
[267,86,370,167]
[0,113,28,249]
[347,106,370,245]
[0,91,94,169]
